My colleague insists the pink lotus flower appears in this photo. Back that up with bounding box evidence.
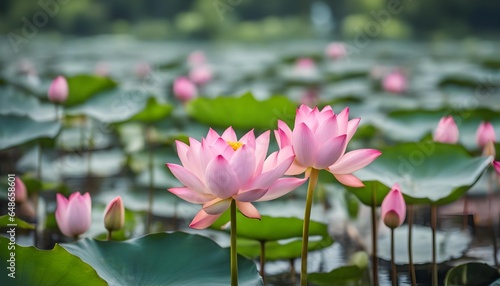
[381,183,406,229]
[189,65,213,86]
[433,116,459,144]
[14,177,27,203]
[325,42,347,60]
[173,77,198,102]
[55,192,92,238]
[476,121,496,148]
[275,105,381,187]
[295,57,315,70]
[104,196,124,232]
[48,76,68,103]
[166,127,307,229]
[494,161,500,176]
[382,71,407,94]
[187,50,206,67]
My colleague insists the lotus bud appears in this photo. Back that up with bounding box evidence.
[48,76,68,104]
[14,177,27,203]
[381,184,406,229]
[476,121,496,148]
[433,116,459,144]
[104,196,125,232]
[189,65,212,86]
[173,77,197,102]
[382,71,407,94]
[55,192,92,238]
[325,42,347,60]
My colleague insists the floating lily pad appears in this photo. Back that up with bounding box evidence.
[0,115,61,150]
[349,141,492,205]
[64,74,117,106]
[186,92,297,129]
[0,236,106,285]
[378,225,471,264]
[444,262,500,286]
[62,232,263,286]
[307,265,366,286]
[127,96,173,123]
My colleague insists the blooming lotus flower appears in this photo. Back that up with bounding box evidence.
[173,77,198,102]
[275,105,381,187]
[494,161,500,176]
[104,196,124,232]
[14,177,27,203]
[55,192,92,238]
[476,121,496,148]
[433,116,459,144]
[166,127,307,229]
[48,76,68,103]
[187,50,206,67]
[325,42,347,60]
[189,65,213,86]
[381,183,406,229]
[382,71,407,94]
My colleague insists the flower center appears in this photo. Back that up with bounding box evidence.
[227,141,243,151]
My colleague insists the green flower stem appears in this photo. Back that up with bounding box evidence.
[107,230,112,241]
[231,199,238,286]
[371,185,379,286]
[408,204,416,286]
[300,168,319,286]
[259,241,266,285]
[391,228,397,286]
[431,204,437,286]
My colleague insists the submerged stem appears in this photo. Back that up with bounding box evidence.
[231,199,238,286]
[408,204,416,286]
[431,204,437,286]
[371,186,379,286]
[391,228,397,286]
[300,168,319,286]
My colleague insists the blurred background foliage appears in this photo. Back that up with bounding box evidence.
[1,0,499,41]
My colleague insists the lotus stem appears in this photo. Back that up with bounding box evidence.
[408,204,416,286]
[431,204,437,286]
[146,125,154,234]
[260,240,266,285]
[230,199,238,286]
[488,171,499,267]
[86,117,93,177]
[107,230,112,241]
[300,168,319,286]
[371,185,379,286]
[290,259,296,285]
[391,228,397,286]
[462,196,468,230]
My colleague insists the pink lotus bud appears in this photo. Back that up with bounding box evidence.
[433,116,459,144]
[48,76,69,103]
[325,42,347,60]
[382,71,407,94]
[476,121,496,148]
[295,57,315,70]
[14,177,27,203]
[187,50,206,66]
[173,77,198,102]
[381,184,406,229]
[189,65,213,86]
[494,161,500,176]
[55,192,92,238]
[104,196,124,232]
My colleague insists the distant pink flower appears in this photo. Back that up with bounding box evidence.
[381,183,406,229]
[382,71,407,94]
[189,65,213,86]
[166,127,307,229]
[494,161,500,176]
[95,61,109,77]
[173,77,198,102]
[275,105,381,187]
[433,116,459,144]
[325,42,347,60]
[104,196,124,232]
[295,58,315,70]
[56,192,92,238]
[476,121,496,148]
[14,177,27,203]
[301,88,319,107]
[187,50,206,67]
[48,76,68,103]
[135,62,151,79]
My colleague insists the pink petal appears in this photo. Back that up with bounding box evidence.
[222,126,237,142]
[329,149,382,174]
[55,194,68,234]
[255,131,270,174]
[346,118,361,144]
[314,135,346,169]
[277,120,293,148]
[317,106,334,123]
[334,174,364,187]
[211,137,231,155]
[258,177,307,201]
[336,107,350,134]
[175,140,191,169]
[494,161,500,176]
[189,209,221,229]
[205,155,240,199]
[240,129,256,149]
[167,163,207,194]
[381,184,406,227]
[262,145,294,172]
[229,145,256,186]
[295,105,313,127]
[292,123,317,167]
[433,116,459,144]
[285,160,308,175]
[250,154,294,189]
[233,188,268,202]
[168,187,215,204]
[236,201,261,219]
[315,115,339,143]
[65,193,91,237]
[206,128,220,144]
[476,121,496,148]
[203,198,232,215]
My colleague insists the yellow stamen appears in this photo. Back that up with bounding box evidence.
[227,141,243,151]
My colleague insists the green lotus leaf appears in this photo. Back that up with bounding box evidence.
[0,215,35,230]
[0,115,61,150]
[307,265,366,286]
[64,74,117,106]
[444,262,500,286]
